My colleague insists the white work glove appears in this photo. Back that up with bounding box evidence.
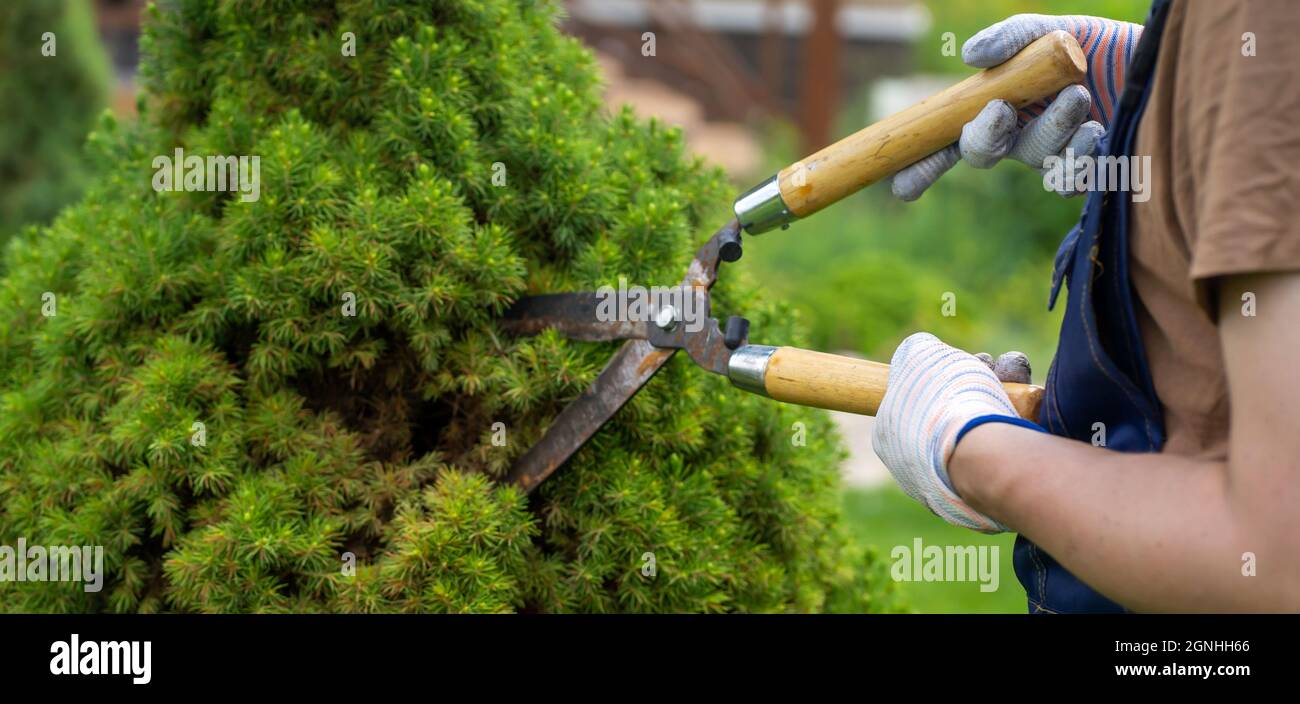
[892,14,1143,201]
[871,333,1040,533]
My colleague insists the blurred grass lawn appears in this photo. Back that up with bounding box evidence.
[843,485,1025,613]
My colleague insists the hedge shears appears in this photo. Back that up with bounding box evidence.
[500,32,1086,492]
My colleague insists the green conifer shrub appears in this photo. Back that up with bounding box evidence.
[0,0,899,613]
[0,0,111,248]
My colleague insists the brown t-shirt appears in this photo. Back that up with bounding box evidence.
[1129,0,1300,459]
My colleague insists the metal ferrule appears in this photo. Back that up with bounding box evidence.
[733,175,795,235]
[727,345,777,396]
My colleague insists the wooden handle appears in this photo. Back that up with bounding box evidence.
[749,347,1042,421]
[777,30,1085,219]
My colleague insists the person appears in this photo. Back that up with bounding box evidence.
[871,0,1300,612]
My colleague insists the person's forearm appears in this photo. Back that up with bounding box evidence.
[949,423,1296,612]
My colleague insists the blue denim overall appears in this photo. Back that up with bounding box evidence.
[1015,0,1172,613]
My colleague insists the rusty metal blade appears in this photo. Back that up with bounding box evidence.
[500,292,650,342]
[502,219,742,492]
[506,339,674,493]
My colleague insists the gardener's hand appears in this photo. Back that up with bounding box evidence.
[871,333,1040,533]
[892,14,1143,201]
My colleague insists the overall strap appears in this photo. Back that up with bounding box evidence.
[1015,0,1175,614]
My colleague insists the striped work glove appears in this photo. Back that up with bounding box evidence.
[871,333,1043,533]
[892,14,1144,201]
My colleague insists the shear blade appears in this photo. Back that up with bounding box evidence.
[501,219,742,492]
[499,292,650,342]
[506,339,674,492]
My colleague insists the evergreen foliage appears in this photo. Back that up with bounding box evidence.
[0,0,898,613]
[0,0,111,248]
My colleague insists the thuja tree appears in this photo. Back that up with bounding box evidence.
[0,0,111,248]
[0,0,899,613]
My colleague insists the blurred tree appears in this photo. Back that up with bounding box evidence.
[799,0,841,153]
[0,0,111,250]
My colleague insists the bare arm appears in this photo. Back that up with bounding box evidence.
[949,272,1300,612]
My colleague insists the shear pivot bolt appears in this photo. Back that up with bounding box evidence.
[655,305,677,331]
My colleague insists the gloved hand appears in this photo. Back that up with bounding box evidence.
[871,333,1043,533]
[892,14,1143,201]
